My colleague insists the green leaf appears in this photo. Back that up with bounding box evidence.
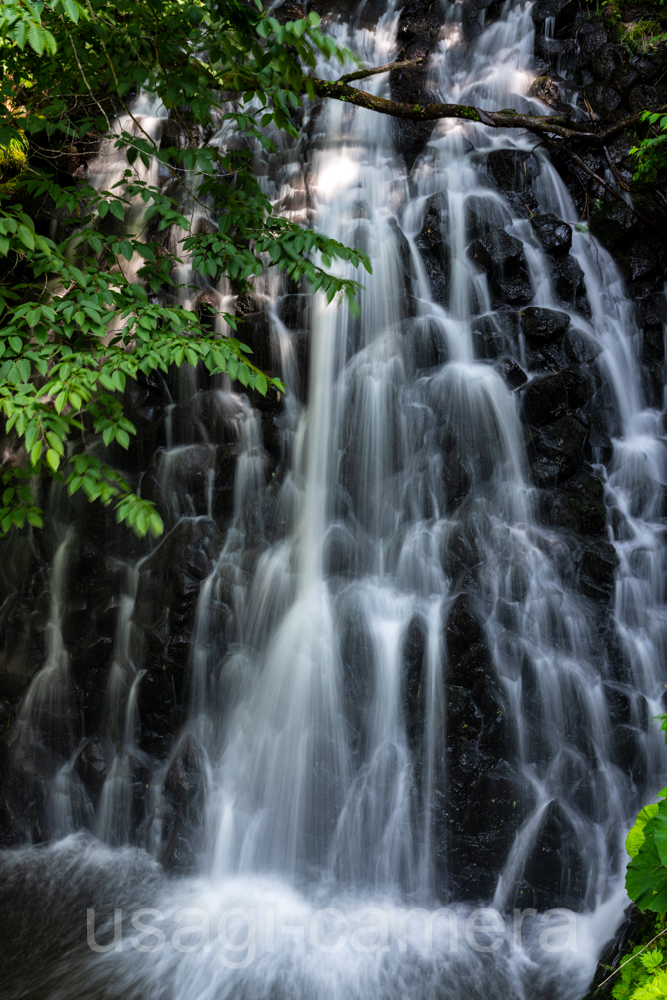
[627,804,659,858]
[18,225,35,250]
[46,449,60,472]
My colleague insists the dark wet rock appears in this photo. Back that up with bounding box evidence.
[445,593,485,663]
[617,240,659,283]
[547,474,608,535]
[629,84,660,114]
[470,312,518,359]
[522,365,598,426]
[464,194,512,242]
[636,293,667,332]
[495,357,528,388]
[531,214,572,256]
[520,799,589,911]
[279,293,307,331]
[468,229,532,305]
[74,730,115,800]
[586,419,614,465]
[415,195,450,305]
[551,256,590,315]
[134,518,221,650]
[388,217,417,317]
[407,317,450,369]
[590,200,635,251]
[583,82,622,117]
[390,1,442,166]
[403,616,426,750]
[592,43,623,82]
[565,328,601,364]
[578,539,619,601]
[159,736,207,870]
[531,0,578,30]
[529,75,566,111]
[575,15,611,57]
[528,415,589,480]
[604,683,633,728]
[521,305,570,342]
[0,639,36,700]
[442,446,472,510]
[441,524,479,584]
[487,150,541,191]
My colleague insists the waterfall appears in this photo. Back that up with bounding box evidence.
[2,1,667,998]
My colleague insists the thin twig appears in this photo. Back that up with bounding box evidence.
[603,146,630,191]
[61,20,111,131]
[82,0,210,214]
[596,927,667,990]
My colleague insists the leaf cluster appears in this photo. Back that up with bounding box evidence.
[630,112,667,185]
[0,0,372,538]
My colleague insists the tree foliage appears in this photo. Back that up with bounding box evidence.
[0,0,372,537]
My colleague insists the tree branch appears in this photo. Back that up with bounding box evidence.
[308,78,667,152]
[309,77,597,142]
[338,56,426,84]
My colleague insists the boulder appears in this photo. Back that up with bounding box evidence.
[531,214,572,256]
[159,735,207,871]
[74,730,115,800]
[468,230,532,305]
[618,241,659,283]
[521,365,598,426]
[521,799,589,910]
[415,194,450,305]
[442,446,472,510]
[403,616,426,750]
[590,201,635,251]
[531,0,578,30]
[547,475,608,535]
[529,76,564,111]
[528,415,588,478]
[578,539,619,601]
[495,357,528,388]
[564,329,601,363]
[470,312,518,359]
[521,305,570,341]
[464,194,512,242]
[388,217,417,316]
[629,84,660,114]
[486,150,541,191]
[551,256,590,315]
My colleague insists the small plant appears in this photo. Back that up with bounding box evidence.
[630,111,667,185]
[611,946,667,999]
[621,19,667,52]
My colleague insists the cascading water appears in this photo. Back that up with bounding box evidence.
[2,1,667,998]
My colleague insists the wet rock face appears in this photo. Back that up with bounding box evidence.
[468,229,532,304]
[415,195,450,305]
[530,214,572,257]
[487,150,541,191]
[443,594,529,899]
[521,365,599,426]
[521,305,570,342]
[390,0,442,166]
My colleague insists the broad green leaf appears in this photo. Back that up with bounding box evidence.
[627,803,659,858]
